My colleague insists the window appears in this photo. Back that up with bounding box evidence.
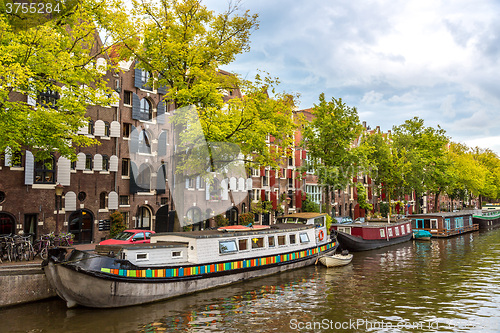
[238,239,248,251]
[70,160,76,170]
[136,207,150,229]
[268,236,275,247]
[121,158,130,177]
[145,232,152,239]
[289,234,296,244]
[122,123,131,138]
[137,164,151,191]
[34,157,55,184]
[160,197,168,205]
[219,240,238,254]
[431,219,438,229]
[263,170,269,186]
[251,237,264,249]
[88,120,94,135]
[141,70,151,87]
[299,233,310,243]
[380,229,385,238]
[251,168,260,177]
[288,178,293,188]
[99,192,107,209]
[388,228,393,237]
[395,227,400,236]
[104,122,110,137]
[102,155,109,171]
[138,131,151,154]
[288,156,293,167]
[172,251,182,258]
[37,89,59,109]
[119,195,129,206]
[85,154,92,170]
[136,253,148,261]
[133,232,145,241]
[278,235,286,246]
[140,98,152,119]
[123,91,132,105]
[0,191,5,204]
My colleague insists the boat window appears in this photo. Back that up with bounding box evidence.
[395,227,400,236]
[299,233,309,243]
[388,228,393,237]
[278,235,286,246]
[268,236,275,247]
[289,234,296,244]
[430,219,438,229]
[238,239,248,251]
[380,229,385,238]
[314,217,324,227]
[136,253,148,261]
[406,224,411,233]
[172,251,182,257]
[219,240,238,254]
[297,218,307,224]
[251,237,265,249]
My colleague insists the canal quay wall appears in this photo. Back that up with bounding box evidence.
[0,262,56,308]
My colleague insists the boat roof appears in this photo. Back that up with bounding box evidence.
[154,223,314,239]
[334,220,410,228]
[277,213,327,219]
[409,211,475,218]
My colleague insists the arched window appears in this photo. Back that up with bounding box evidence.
[99,192,107,209]
[140,98,152,119]
[102,155,109,171]
[85,154,92,170]
[34,156,55,184]
[138,131,151,154]
[137,164,151,191]
[88,120,94,135]
[186,207,202,224]
[136,206,151,229]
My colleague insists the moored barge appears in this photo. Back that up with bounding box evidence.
[409,211,479,237]
[43,219,336,308]
[472,208,500,229]
[329,219,413,252]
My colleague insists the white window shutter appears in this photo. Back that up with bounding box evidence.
[96,57,107,75]
[76,152,86,170]
[110,92,120,107]
[64,191,77,211]
[27,96,36,106]
[185,177,189,189]
[24,151,34,185]
[110,121,120,137]
[230,177,237,191]
[221,179,229,200]
[94,120,105,137]
[4,149,11,167]
[94,154,103,171]
[196,176,200,189]
[238,178,245,191]
[206,183,210,200]
[57,157,71,186]
[246,178,253,191]
[108,191,119,210]
[109,155,118,172]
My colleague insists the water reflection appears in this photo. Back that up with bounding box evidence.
[3,229,500,332]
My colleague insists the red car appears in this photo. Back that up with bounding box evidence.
[99,229,155,245]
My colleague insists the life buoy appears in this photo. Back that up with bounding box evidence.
[318,230,324,241]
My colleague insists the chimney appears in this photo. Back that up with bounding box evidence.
[362,121,367,128]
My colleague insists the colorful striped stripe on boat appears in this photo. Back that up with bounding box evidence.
[101,242,335,278]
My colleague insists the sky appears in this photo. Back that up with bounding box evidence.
[203,0,500,154]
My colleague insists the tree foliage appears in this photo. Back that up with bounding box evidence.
[0,0,132,161]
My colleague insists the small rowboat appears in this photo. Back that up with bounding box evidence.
[413,230,432,241]
[318,251,353,267]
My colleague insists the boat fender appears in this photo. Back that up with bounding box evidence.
[318,230,325,241]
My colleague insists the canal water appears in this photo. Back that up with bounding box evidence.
[2,228,500,333]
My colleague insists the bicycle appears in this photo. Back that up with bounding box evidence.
[33,234,51,260]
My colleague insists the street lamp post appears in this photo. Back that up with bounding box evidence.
[55,183,64,235]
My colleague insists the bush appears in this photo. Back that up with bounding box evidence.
[239,212,254,225]
[380,203,389,218]
[215,214,229,227]
[109,211,126,238]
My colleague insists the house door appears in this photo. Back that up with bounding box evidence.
[0,213,15,234]
[155,205,170,233]
[68,209,94,244]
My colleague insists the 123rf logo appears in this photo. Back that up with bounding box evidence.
[1,0,79,31]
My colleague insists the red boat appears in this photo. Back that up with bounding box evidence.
[330,219,413,252]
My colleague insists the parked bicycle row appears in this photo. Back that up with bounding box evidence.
[0,232,74,263]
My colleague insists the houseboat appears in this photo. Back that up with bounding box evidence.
[472,206,500,229]
[409,211,479,237]
[329,219,413,252]
[43,218,336,308]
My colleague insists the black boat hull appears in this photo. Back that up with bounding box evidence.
[335,231,413,252]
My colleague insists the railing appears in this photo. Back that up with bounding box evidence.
[414,224,479,237]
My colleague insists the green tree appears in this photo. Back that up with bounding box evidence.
[302,194,320,213]
[391,117,448,213]
[301,93,364,212]
[109,211,126,238]
[0,0,133,161]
